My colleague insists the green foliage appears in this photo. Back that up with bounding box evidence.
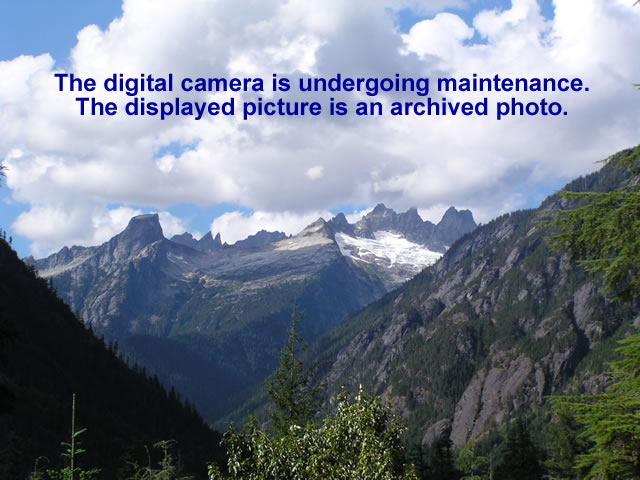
[455,441,489,480]
[550,332,640,478]
[544,407,589,480]
[493,419,542,480]
[265,307,320,436]
[428,438,458,480]
[46,394,100,480]
[545,146,640,302]
[209,391,418,480]
[126,441,193,480]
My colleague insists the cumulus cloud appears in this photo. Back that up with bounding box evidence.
[1,0,639,254]
[210,210,334,245]
[13,202,190,256]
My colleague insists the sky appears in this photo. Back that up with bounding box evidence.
[0,0,639,258]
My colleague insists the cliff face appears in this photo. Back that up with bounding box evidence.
[311,155,639,447]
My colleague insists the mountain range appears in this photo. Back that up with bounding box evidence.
[305,154,640,449]
[7,144,640,472]
[30,205,476,423]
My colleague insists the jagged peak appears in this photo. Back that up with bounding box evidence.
[198,231,223,252]
[370,203,391,215]
[329,212,356,237]
[306,217,328,229]
[199,231,213,242]
[438,206,476,226]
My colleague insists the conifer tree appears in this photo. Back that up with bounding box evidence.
[546,142,640,477]
[265,306,320,436]
[546,146,640,302]
[429,438,457,480]
[47,394,100,480]
[544,407,589,480]
[493,419,541,480]
[550,334,640,478]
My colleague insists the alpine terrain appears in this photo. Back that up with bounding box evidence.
[309,151,640,453]
[31,205,476,423]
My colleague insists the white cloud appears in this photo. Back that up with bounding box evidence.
[1,0,639,254]
[210,210,333,245]
[305,165,325,180]
[345,208,373,224]
[12,202,190,256]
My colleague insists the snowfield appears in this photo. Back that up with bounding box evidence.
[334,231,442,272]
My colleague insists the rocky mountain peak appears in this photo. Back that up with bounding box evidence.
[116,214,164,250]
[328,213,356,237]
[234,230,287,249]
[435,207,476,246]
[198,231,223,252]
[171,232,198,249]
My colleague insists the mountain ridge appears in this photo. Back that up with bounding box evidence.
[305,150,640,449]
[31,205,476,424]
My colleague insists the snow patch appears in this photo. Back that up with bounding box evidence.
[335,231,441,271]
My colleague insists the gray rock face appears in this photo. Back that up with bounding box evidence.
[312,160,639,448]
[233,230,287,249]
[353,204,476,253]
[170,232,199,249]
[436,206,476,246]
[34,204,475,424]
[171,231,223,252]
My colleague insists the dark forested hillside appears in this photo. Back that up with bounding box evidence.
[0,240,223,479]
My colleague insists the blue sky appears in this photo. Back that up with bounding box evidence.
[1,0,638,257]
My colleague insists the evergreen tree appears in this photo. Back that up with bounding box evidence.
[493,419,541,480]
[546,142,640,477]
[545,146,640,302]
[455,441,489,480]
[544,407,589,480]
[429,438,458,480]
[550,333,640,478]
[407,442,428,479]
[265,306,320,436]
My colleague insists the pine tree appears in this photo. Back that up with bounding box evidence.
[455,441,489,480]
[545,142,640,477]
[47,394,100,480]
[545,146,640,302]
[429,438,458,480]
[265,306,320,436]
[550,334,640,478]
[544,407,589,480]
[493,419,541,480]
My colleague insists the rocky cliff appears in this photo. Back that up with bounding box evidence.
[311,151,639,447]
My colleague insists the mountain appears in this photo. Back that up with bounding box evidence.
[171,231,223,252]
[309,152,640,449]
[353,204,476,251]
[32,206,475,423]
[0,238,222,479]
